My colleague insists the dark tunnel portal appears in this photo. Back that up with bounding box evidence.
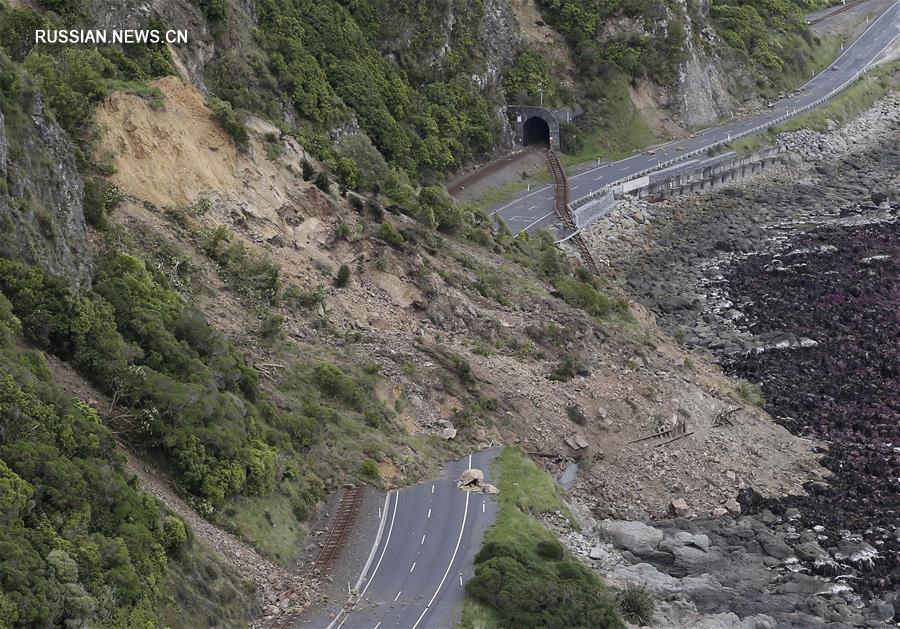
[523,116,550,146]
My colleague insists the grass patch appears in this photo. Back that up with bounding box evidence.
[560,77,660,167]
[726,62,898,155]
[163,542,255,629]
[106,79,165,107]
[458,599,503,629]
[461,448,623,627]
[468,179,533,214]
[220,493,305,564]
[494,447,568,516]
[775,62,898,133]
[736,378,766,407]
[730,132,776,154]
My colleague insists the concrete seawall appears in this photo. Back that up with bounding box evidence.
[571,147,786,230]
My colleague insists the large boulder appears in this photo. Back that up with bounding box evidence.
[599,520,664,557]
[458,468,484,488]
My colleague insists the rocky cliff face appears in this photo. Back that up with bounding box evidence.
[480,0,521,90]
[0,96,92,286]
[671,0,758,128]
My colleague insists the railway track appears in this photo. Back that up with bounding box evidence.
[312,484,366,574]
[546,150,600,273]
[808,0,871,25]
[265,485,366,629]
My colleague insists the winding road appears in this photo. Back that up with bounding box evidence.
[490,0,900,235]
[308,449,500,629]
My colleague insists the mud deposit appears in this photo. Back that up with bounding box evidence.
[723,219,899,599]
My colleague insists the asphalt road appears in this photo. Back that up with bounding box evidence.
[315,449,500,629]
[490,0,900,235]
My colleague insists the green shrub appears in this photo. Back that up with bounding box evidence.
[207,97,249,144]
[196,0,228,23]
[259,313,284,341]
[314,171,330,194]
[549,353,590,381]
[334,264,351,288]
[560,121,583,154]
[162,515,189,556]
[418,186,465,234]
[377,221,405,249]
[334,157,359,191]
[360,458,379,479]
[83,178,123,228]
[24,48,114,134]
[736,378,766,406]
[300,159,316,181]
[535,539,564,561]
[283,285,325,310]
[616,585,654,625]
[566,404,587,425]
[554,278,628,319]
[201,226,280,301]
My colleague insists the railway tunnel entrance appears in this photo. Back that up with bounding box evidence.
[523,116,550,146]
[506,105,560,151]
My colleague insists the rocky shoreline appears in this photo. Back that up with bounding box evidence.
[570,92,900,625]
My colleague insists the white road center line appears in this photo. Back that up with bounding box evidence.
[374,623,382,629]
[421,534,426,545]
[411,481,472,629]
[427,508,431,518]
[394,591,402,602]
[431,485,434,494]
[410,562,416,573]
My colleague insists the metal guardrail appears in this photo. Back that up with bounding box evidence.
[567,60,882,214]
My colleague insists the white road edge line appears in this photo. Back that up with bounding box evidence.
[519,210,555,233]
[331,492,399,629]
[411,484,472,629]
[329,492,394,629]
[489,184,552,216]
[360,491,399,597]
[353,491,392,591]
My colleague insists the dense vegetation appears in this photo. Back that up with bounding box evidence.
[535,0,688,87]
[710,0,829,80]
[0,292,182,625]
[462,449,625,628]
[0,252,396,523]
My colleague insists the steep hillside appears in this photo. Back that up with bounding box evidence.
[0,0,847,624]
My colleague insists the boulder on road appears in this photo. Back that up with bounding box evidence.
[458,468,484,488]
